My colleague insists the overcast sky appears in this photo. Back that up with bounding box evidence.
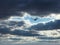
[0,0,60,19]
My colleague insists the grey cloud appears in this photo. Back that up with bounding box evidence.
[0,27,40,36]
[29,20,60,30]
[0,21,39,36]
[0,20,60,36]
[0,0,60,19]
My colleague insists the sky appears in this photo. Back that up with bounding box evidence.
[0,12,60,34]
[0,0,60,44]
[0,0,60,19]
[0,0,60,36]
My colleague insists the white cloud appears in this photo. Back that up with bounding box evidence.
[49,13,60,20]
[0,34,40,44]
[22,13,56,26]
[7,16,22,22]
[4,12,60,28]
[38,29,60,38]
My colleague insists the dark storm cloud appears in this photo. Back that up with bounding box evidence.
[0,27,10,34]
[0,27,39,36]
[0,21,39,36]
[0,0,60,19]
[29,20,60,30]
[11,30,40,36]
[0,20,60,36]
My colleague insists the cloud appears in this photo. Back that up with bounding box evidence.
[37,29,60,39]
[7,13,55,26]
[0,21,40,36]
[0,34,39,44]
[0,0,60,19]
[29,20,60,30]
[48,13,60,20]
[0,19,60,41]
[1,29,60,44]
[11,30,40,36]
[2,14,60,30]
[0,26,39,36]
[0,14,60,36]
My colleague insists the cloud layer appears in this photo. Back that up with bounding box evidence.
[0,15,60,35]
[0,16,60,44]
[0,0,60,19]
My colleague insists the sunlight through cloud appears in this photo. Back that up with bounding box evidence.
[5,12,60,27]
